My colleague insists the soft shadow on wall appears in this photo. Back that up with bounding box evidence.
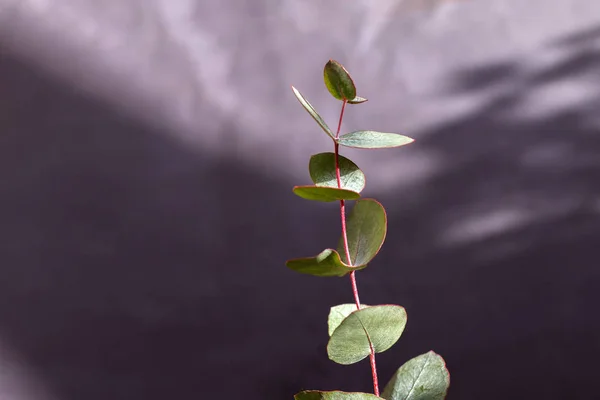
[0,47,323,400]
[0,25,599,400]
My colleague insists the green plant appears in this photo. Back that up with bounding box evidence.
[287,60,451,400]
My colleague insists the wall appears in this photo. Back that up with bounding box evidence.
[1,1,599,399]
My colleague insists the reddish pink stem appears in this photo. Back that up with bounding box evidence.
[369,349,380,396]
[334,99,380,397]
[335,143,354,272]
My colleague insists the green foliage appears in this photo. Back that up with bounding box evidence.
[293,185,360,202]
[338,131,414,149]
[292,86,335,139]
[348,96,368,104]
[309,153,366,193]
[328,303,367,336]
[327,305,407,365]
[295,391,383,400]
[382,352,450,400]
[286,249,366,277]
[337,199,386,266]
[324,60,357,101]
[287,60,450,399]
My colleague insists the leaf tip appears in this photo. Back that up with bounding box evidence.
[348,96,368,104]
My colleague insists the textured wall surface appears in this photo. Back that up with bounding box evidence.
[1,1,600,399]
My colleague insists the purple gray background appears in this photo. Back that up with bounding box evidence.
[1,1,600,399]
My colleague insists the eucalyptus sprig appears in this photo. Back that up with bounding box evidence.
[287,60,451,400]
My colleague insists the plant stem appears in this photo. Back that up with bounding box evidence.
[335,143,354,274]
[368,349,380,397]
[333,100,380,397]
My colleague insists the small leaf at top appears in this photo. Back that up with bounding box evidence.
[338,199,387,266]
[293,185,360,202]
[286,249,366,277]
[292,86,335,139]
[295,390,384,400]
[381,351,450,400]
[324,60,357,101]
[309,152,366,193]
[338,131,414,149]
[328,304,370,336]
[327,305,407,365]
[348,96,368,104]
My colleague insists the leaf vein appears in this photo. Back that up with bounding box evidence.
[403,353,432,400]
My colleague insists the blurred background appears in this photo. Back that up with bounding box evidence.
[1,0,599,399]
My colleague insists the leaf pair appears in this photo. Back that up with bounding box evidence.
[292,60,413,149]
[292,84,414,149]
[296,303,448,400]
[295,351,449,400]
[292,303,406,400]
[286,199,386,277]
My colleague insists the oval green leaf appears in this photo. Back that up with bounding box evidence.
[309,153,366,193]
[348,96,368,104]
[327,305,407,365]
[286,249,366,277]
[324,60,357,101]
[293,186,361,202]
[328,304,371,336]
[381,351,450,400]
[338,199,387,266]
[292,86,335,139]
[338,131,414,149]
[295,390,384,400]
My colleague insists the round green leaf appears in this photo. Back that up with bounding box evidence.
[295,390,383,400]
[381,351,450,400]
[324,60,357,101]
[328,304,371,336]
[286,249,366,277]
[293,186,361,202]
[338,131,414,149]
[348,96,368,104]
[292,86,335,139]
[327,305,407,365]
[309,152,366,193]
[338,199,387,266]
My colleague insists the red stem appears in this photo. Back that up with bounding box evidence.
[335,143,354,272]
[369,350,380,396]
[334,100,380,397]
